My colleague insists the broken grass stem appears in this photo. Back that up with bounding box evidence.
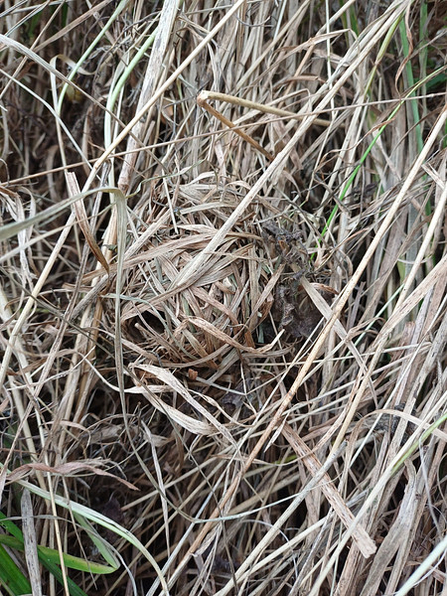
[197,89,331,163]
[197,92,274,161]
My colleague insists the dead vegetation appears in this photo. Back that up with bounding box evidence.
[0,0,446,595]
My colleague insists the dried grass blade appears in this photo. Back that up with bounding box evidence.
[211,441,347,596]
[359,462,417,595]
[134,363,232,441]
[118,0,178,194]
[197,94,275,160]
[68,173,110,274]
[382,253,447,336]
[21,489,42,596]
[184,316,282,354]
[198,90,331,127]
[282,424,376,558]
[136,384,214,436]
[82,0,248,188]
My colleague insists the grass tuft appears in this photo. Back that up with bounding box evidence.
[0,1,446,594]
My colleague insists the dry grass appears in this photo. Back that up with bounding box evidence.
[0,0,446,595]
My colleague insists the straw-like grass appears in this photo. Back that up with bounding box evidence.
[1,1,446,595]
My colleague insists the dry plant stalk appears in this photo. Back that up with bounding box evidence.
[0,1,446,596]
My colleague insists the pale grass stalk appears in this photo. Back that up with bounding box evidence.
[1,1,445,594]
[330,107,447,452]
[81,0,249,193]
[213,441,346,596]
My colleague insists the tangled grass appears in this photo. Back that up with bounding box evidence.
[0,0,446,594]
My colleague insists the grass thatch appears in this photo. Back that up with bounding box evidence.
[0,0,446,595]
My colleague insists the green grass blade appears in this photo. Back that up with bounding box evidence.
[0,513,116,574]
[0,542,32,596]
